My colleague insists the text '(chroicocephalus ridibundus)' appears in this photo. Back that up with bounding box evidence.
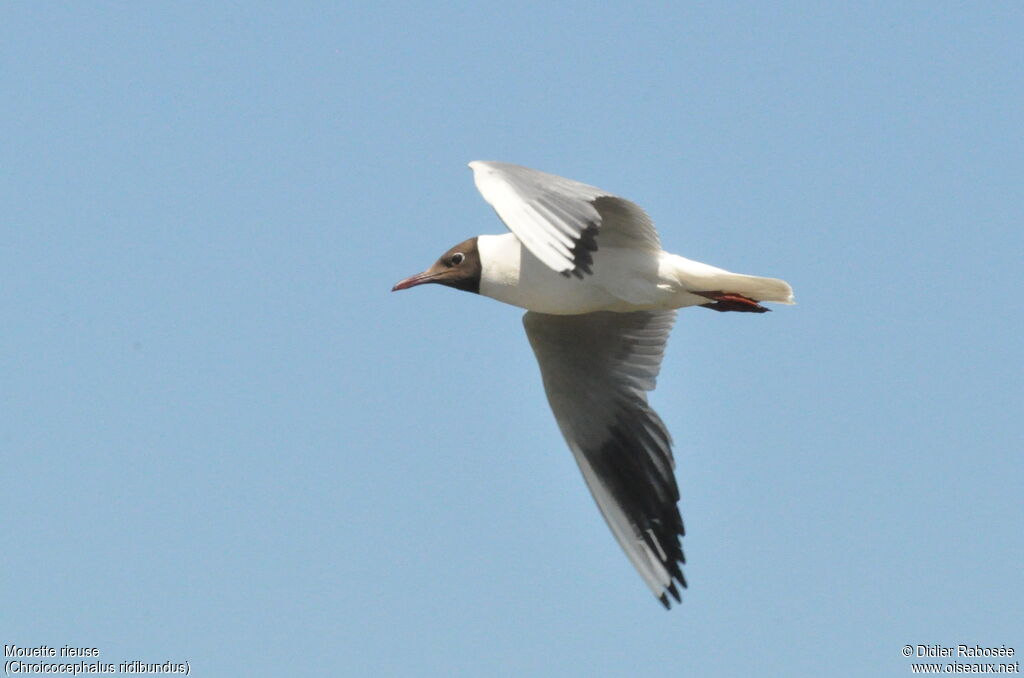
[393,161,794,608]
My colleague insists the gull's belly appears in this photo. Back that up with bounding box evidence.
[478,233,684,314]
[493,267,625,314]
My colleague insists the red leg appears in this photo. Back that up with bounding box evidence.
[695,291,770,313]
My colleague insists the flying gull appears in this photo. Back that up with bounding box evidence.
[392,161,794,608]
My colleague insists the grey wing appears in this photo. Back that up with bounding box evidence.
[470,161,662,277]
[523,310,685,608]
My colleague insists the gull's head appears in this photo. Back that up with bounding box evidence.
[391,237,481,294]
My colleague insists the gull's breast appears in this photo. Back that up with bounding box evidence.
[478,233,675,314]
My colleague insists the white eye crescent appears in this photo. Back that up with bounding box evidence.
[451,252,465,265]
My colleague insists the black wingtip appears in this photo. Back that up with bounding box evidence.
[566,221,599,277]
[658,593,670,610]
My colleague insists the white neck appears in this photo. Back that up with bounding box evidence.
[477,233,523,301]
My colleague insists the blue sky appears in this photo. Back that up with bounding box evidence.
[3,2,1021,676]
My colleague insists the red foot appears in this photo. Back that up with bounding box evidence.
[696,291,770,313]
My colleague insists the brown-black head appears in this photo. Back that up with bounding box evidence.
[391,237,481,294]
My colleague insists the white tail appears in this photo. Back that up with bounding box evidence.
[669,255,795,304]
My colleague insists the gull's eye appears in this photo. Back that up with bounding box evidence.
[450,252,465,266]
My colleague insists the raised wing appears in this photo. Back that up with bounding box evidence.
[523,310,685,607]
[470,161,661,278]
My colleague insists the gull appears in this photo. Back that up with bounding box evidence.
[392,161,794,608]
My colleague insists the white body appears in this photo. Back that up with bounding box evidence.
[478,233,793,315]
[403,161,796,606]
